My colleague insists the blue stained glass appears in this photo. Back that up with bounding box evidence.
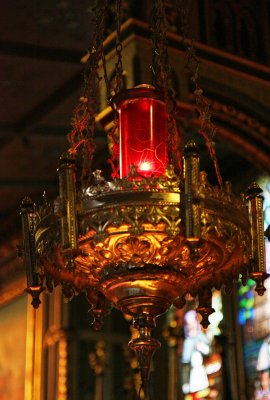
[239,309,246,325]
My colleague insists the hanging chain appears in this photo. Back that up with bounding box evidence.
[101,47,111,104]
[177,0,223,186]
[114,0,124,95]
[150,0,182,174]
[67,0,108,187]
[178,0,191,41]
[151,0,168,91]
[109,0,123,178]
[101,0,124,103]
[102,0,124,179]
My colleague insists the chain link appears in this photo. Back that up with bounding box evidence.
[101,0,125,103]
[151,0,168,90]
[104,0,124,178]
[67,0,109,187]
[151,0,182,173]
[176,0,223,186]
[101,44,111,104]
[114,0,124,95]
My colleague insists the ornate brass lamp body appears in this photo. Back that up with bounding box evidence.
[20,86,268,394]
[20,3,269,396]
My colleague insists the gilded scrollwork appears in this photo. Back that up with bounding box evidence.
[83,164,181,197]
[34,164,251,303]
[196,170,247,212]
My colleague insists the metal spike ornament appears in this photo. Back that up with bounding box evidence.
[246,182,269,295]
[20,197,45,309]
[20,0,268,395]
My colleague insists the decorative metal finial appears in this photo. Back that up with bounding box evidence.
[129,314,161,398]
[20,197,44,308]
[196,288,215,329]
[184,139,200,157]
[246,182,268,295]
[25,286,44,309]
[87,291,111,331]
[183,140,201,243]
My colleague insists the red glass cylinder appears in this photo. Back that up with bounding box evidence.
[114,86,168,178]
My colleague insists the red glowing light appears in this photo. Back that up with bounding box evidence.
[114,87,168,178]
[140,161,152,172]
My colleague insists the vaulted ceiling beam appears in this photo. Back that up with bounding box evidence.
[0,40,83,64]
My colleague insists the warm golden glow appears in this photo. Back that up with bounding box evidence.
[24,298,44,400]
[58,339,68,400]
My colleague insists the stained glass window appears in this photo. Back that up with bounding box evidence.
[167,291,223,399]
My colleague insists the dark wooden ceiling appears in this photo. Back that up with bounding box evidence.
[0,1,98,245]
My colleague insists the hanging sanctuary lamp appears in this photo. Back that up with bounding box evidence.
[20,0,269,396]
